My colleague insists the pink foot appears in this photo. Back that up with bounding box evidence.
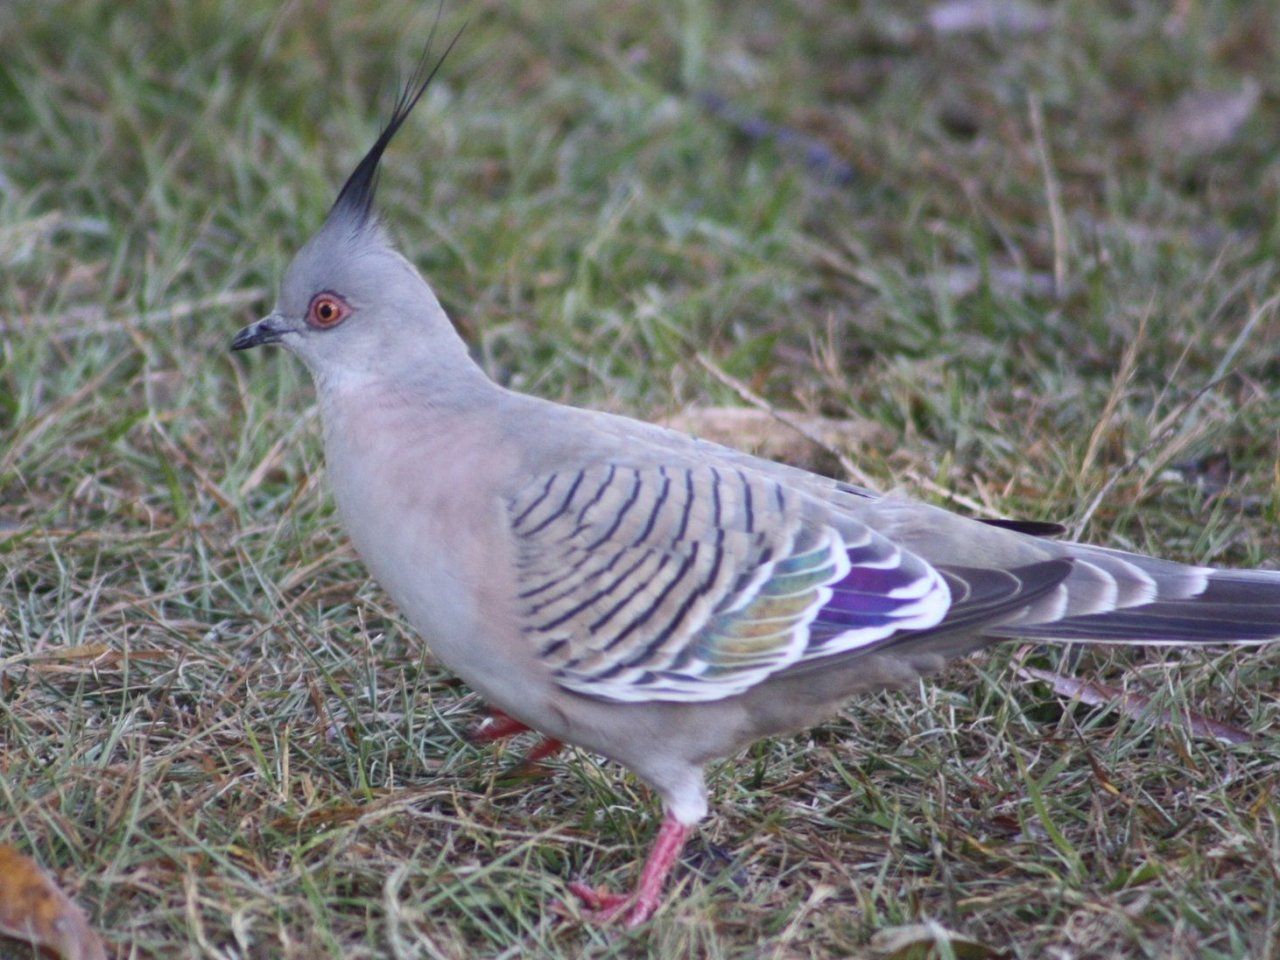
[564,881,636,924]
[557,814,691,928]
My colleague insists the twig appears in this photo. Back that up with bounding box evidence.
[1069,372,1232,540]
[2,287,267,340]
[1070,292,1280,539]
[1080,307,1148,478]
[1029,95,1068,297]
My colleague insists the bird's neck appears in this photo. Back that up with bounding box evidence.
[313,338,493,410]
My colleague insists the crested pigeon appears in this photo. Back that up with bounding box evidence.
[231,41,1280,927]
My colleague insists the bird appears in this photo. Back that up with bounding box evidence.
[230,37,1280,928]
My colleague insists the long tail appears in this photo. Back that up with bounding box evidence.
[994,542,1280,644]
[856,497,1280,647]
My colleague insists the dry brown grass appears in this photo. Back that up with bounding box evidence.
[3,0,1279,956]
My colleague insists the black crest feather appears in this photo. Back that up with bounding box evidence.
[329,13,465,227]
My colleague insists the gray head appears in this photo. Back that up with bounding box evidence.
[231,27,475,395]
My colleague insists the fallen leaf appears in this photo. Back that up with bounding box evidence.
[0,845,106,960]
[660,406,890,470]
[1014,665,1253,744]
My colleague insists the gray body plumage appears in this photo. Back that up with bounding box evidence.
[265,343,1280,825]
[231,40,1280,918]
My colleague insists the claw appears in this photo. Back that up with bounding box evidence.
[562,881,635,923]
[470,710,692,927]
[556,814,691,927]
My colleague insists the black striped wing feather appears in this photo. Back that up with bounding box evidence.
[506,463,951,702]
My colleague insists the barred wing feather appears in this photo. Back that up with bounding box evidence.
[507,464,950,702]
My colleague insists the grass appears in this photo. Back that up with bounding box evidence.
[2,0,1279,956]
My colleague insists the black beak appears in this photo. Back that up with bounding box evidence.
[231,312,292,351]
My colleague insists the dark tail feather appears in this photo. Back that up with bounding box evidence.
[860,558,1076,662]
[998,567,1280,645]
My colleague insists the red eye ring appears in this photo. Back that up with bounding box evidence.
[307,293,350,329]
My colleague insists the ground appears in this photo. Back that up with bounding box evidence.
[2,1,1279,957]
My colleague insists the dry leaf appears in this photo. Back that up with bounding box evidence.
[1015,665,1253,744]
[0,845,106,960]
[660,406,890,470]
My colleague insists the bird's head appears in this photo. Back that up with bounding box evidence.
[231,24,472,396]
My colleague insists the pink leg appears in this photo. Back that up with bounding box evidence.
[522,735,565,764]
[467,707,532,743]
[565,812,691,928]
[467,706,564,768]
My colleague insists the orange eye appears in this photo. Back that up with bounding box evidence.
[307,293,350,329]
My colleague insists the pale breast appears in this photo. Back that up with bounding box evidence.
[317,391,550,710]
